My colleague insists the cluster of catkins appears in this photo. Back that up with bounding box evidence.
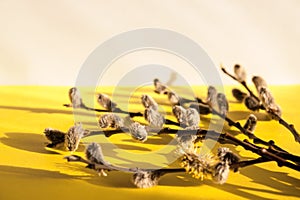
[66,141,240,188]
[44,123,89,151]
[179,146,239,184]
[45,84,203,150]
[231,64,281,119]
[45,77,259,188]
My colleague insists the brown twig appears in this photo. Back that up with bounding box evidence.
[221,65,300,143]
[220,66,261,102]
[210,108,287,152]
[85,126,300,166]
[230,157,269,172]
[221,132,300,171]
[192,96,287,153]
[270,111,300,143]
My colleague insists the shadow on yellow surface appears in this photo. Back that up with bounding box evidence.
[0,86,300,200]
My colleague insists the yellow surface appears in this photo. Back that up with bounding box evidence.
[0,85,300,200]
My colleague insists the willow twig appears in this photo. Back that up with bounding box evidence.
[85,126,300,166]
[221,65,300,143]
[192,96,287,153]
[220,66,260,102]
[230,157,269,172]
[222,133,300,171]
[210,108,287,152]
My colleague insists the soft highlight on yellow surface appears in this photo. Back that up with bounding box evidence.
[0,85,300,200]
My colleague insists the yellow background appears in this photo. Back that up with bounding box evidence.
[0,85,299,200]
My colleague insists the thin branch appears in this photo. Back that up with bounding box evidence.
[221,132,300,171]
[85,126,300,166]
[230,157,269,172]
[221,65,300,143]
[192,96,287,153]
[243,139,300,165]
[220,66,260,102]
[270,111,300,143]
[210,108,287,152]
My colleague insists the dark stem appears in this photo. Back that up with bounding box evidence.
[222,133,300,171]
[84,124,300,165]
[220,66,261,102]
[271,112,300,143]
[243,139,300,165]
[193,96,287,153]
[211,108,287,153]
[230,157,270,172]
[221,65,300,143]
[157,128,300,166]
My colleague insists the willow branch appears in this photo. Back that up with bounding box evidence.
[230,157,269,172]
[192,96,287,152]
[220,66,260,102]
[269,111,300,143]
[85,126,300,166]
[210,108,287,152]
[224,133,300,171]
[221,65,300,143]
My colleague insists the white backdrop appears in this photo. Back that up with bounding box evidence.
[0,0,299,86]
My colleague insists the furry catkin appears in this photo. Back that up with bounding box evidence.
[97,93,117,111]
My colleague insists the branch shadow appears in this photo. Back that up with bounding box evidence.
[239,165,300,197]
[161,165,300,199]
[1,132,60,154]
[61,161,300,200]
[2,159,299,200]
[228,111,271,121]
[0,105,95,117]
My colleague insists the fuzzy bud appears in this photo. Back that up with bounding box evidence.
[128,122,148,142]
[68,87,84,108]
[64,123,85,152]
[212,161,230,184]
[141,94,158,110]
[180,153,215,180]
[186,108,200,128]
[85,143,109,176]
[217,147,240,166]
[132,170,161,188]
[244,95,261,111]
[217,93,229,116]
[44,128,65,147]
[234,64,247,83]
[172,105,188,127]
[98,113,124,129]
[144,107,165,128]
[154,78,168,94]
[168,91,180,105]
[207,86,218,108]
[97,93,117,111]
[243,114,257,132]
[232,88,248,102]
[85,142,106,165]
[252,76,268,93]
